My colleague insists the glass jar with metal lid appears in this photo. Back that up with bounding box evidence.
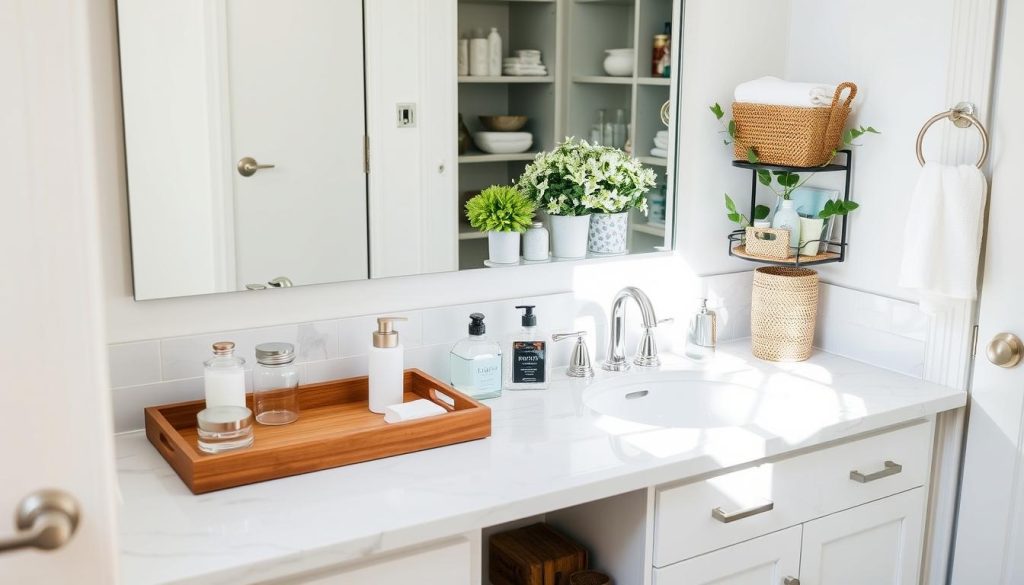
[197,405,254,453]
[253,342,300,425]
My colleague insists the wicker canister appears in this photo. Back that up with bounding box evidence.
[751,266,819,361]
[745,227,791,259]
[732,82,857,167]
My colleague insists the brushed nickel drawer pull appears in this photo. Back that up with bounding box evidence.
[850,460,903,483]
[711,501,774,523]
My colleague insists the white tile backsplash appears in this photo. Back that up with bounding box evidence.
[108,341,162,387]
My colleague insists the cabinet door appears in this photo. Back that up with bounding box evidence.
[799,488,924,585]
[274,539,472,585]
[653,526,801,585]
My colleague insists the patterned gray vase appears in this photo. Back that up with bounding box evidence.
[588,212,629,254]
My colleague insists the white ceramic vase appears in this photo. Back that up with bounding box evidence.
[588,212,629,254]
[603,49,635,76]
[487,231,521,265]
[549,214,592,258]
[798,217,825,257]
[771,198,801,254]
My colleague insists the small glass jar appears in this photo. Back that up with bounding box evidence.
[253,342,300,425]
[197,406,254,453]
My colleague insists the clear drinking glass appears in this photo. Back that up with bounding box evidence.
[253,342,300,425]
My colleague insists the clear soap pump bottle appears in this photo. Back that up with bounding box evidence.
[505,305,550,390]
[368,316,408,414]
[449,313,503,400]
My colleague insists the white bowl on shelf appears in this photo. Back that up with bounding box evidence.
[603,48,635,76]
[473,132,533,154]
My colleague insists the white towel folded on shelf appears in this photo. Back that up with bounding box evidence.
[734,76,837,107]
[653,136,669,149]
[898,163,987,313]
[503,65,547,76]
[655,130,669,139]
[650,147,669,158]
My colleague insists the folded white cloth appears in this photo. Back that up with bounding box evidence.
[503,64,547,76]
[653,136,669,149]
[898,163,987,312]
[734,76,837,107]
[650,147,668,158]
[384,399,447,424]
[655,130,669,139]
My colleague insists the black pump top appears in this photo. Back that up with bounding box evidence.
[516,305,537,327]
[468,313,486,335]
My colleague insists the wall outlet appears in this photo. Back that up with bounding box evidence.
[397,103,416,128]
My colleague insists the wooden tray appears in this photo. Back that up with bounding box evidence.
[145,369,491,494]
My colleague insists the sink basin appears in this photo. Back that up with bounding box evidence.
[583,374,759,429]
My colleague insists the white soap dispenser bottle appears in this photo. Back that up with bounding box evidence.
[368,316,408,414]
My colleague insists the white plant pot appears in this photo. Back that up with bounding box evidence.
[588,212,629,254]
[549,214,592,259]
[487,231,521,265]
[798,217,825,257]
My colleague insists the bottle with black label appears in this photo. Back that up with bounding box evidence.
[505,305,550,390]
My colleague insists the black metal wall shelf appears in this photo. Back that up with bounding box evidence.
[727,149,853,267]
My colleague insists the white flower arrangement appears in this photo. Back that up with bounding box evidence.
[516,138,657,216]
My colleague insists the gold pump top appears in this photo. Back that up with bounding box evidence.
[372,316,408,348]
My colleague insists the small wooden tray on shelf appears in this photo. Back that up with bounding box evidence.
[144,369,491,494]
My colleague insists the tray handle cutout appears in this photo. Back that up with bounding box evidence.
[428,388,457,411]
[157,431,176,456]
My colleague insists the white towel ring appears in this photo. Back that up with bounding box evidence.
[916,106,989,169]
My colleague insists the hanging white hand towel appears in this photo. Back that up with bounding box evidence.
[898,162,987,313]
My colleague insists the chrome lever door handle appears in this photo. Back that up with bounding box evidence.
[237,156,276,177]
[711,501,774,523]
[0,489,80,554]
[850,460,903,483]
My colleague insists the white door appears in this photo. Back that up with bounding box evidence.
[653,526,801,585]
[799,489,925,585]
[226,0,368,289]
[0,1,118,582]
[951,2,1024,581]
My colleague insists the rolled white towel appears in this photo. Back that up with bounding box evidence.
[734,76,837,107]
[653,137,669,149]
[650,147,669,158]
[655,130,669,139]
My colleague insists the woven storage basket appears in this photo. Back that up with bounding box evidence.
[745,227,791,259]
[751,266,819,361]
[733,82,857,167]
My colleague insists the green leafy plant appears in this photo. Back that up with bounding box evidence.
[516,138,657,216]
[724,194,770,228]
[818,199,859,220]
[466,185,536,233]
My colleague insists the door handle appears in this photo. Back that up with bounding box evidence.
[987,332,1022,368]
[711,501,774,523]
[783,578,800,585]
[850,460,903,483]
[237,156,276,177]
[0,489,80,554]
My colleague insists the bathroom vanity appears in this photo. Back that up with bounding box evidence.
[115,341,965,585]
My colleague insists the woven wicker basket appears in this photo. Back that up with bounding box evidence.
[733,82,857,167]
[745,227,791,259]
[751,266,819,361]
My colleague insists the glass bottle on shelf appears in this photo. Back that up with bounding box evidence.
[591,109,606,145]
[613,109,627,149]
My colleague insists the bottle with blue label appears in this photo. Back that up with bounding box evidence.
[449,313,503,400]
[505,305,550,390]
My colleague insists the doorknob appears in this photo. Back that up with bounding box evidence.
[987,332,1023,368]
[783,578,800,585]
[0,489,80,554]
[237,156,275,177]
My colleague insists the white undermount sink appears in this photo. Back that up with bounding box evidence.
[583,373,760,429]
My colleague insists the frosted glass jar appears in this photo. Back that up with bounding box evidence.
[197,406,254,453]
[253,342,300,425]
[523,222,549,261]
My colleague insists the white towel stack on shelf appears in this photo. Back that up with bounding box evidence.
[650,130,669,158]
[734,76,837,107]
[503,49,547,76]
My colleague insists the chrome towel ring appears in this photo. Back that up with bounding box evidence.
[916,103,989,169]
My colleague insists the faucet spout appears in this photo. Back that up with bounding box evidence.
[603,286,661,371]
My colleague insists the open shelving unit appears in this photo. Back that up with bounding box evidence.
[457,0,679,268]
[727,150,854,267]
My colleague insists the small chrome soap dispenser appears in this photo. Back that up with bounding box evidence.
[685,299,717,361]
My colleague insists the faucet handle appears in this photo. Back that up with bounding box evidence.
[656,317,674,327]
[552,332,594,378]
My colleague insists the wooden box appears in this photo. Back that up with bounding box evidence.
[145,369,491,494]
[489,523,588,585]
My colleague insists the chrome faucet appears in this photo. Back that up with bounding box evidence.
[603,286,661,371]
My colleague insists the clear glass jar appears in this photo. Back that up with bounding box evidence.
[197,406,254,453]
[253,342,300,425]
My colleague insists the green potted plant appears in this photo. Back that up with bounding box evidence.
[517,138,656,257]
[800,199,859,256]
[466,185,536,265]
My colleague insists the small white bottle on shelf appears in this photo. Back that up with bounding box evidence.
[458,37,469,76]
[469,29,488,77]
[368,316,408,414]
[203,341,246,409]
[487,27,502,76]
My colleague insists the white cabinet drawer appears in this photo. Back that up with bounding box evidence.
[654,421,932,567]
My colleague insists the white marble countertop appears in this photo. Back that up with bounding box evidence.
[115,341,966,585]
